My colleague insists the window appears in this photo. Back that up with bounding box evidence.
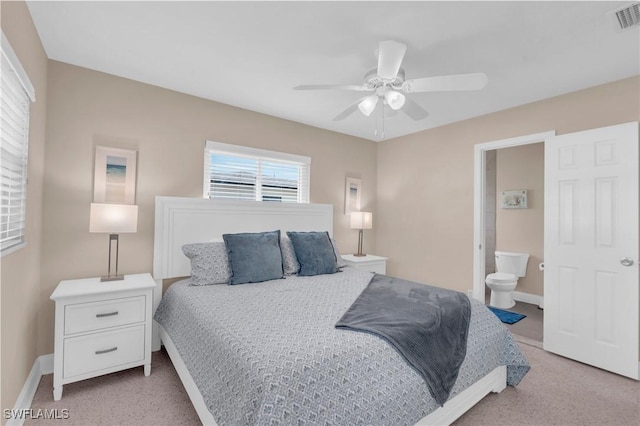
[1,32,35,255]
[204,141,310,203]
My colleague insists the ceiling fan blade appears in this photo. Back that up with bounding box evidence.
[333,96,370,121]
[377,40,407,79]
[294,84,372,92]
[402,97,429,120]
[402,73,488,93]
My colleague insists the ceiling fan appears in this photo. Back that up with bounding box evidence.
[294,40,488,123]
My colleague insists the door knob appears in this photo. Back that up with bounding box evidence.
[620,257,634,267]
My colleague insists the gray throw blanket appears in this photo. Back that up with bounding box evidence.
[335,274,471,406]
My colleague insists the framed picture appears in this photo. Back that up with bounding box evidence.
[345,177,361,214]
[501,190,527,209]
[93,146,137,204]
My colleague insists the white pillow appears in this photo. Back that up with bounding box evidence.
[182,242,231,285]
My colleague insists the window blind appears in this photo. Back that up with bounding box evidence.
[1,33,34,255]
[204,141,310,203]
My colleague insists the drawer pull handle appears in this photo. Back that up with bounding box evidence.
[95,346,118,355]
[96,311,119,318]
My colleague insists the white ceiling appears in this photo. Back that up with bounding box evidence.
[26,1,639,141]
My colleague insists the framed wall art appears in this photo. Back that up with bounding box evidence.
[344,177,361,215]
[501,190,527,209]
[93,146,137,204]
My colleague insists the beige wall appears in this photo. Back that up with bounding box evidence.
[0,1,48,418]
[377,76,640,293]
[38,61,377,355]
[496,143,544,296]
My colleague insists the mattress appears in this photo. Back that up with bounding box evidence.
[154,267,529,425]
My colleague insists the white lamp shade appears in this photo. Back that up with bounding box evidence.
[350,211,373,230]
[90,203,138,234]
[385,90,406,110]
[358,95,379,116]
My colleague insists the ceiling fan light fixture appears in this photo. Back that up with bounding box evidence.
[385,90,406,110]
[358,95,379,116]
[296,39,477,127]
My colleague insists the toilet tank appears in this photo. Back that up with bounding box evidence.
[495,251,529,277]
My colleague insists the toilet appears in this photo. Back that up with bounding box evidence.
[486,251,529,309]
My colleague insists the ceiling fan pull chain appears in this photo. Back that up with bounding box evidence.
[381,101,385,139]
[374,112,377,136]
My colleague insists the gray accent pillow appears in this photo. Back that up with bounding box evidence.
[286,231,339,276]
[223,230,284,285]
[182,242,231,285]
[281,234,300,275]
[331,238,347,268]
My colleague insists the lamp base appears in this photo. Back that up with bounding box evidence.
[100,275,125,282]
[101,234,124,282]
[353,229,367,257]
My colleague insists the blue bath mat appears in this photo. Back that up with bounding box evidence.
[488,307,526,325]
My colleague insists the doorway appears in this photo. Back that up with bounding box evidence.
[472,131,554,303]
[474,124,639,379]
[483,143,545,342]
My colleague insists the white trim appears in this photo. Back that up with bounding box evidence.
[38,354,54,375]
[0,31,35,101]
[472,131,555,302]
[5,354,53,426]
[513,291,544,309]
[1,242,27,258]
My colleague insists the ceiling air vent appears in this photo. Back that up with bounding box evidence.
[613,3,640,29]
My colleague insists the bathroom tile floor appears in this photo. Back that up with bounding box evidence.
[485,294,544,343]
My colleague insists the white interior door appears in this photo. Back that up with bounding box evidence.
[544,121,639,379]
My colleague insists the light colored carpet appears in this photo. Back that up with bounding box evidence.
[454,337,640,425]
[27,349,200,425]
[27,342,639,425]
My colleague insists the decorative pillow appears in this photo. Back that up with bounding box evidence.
[182,242,231,285]
[281,234,300,275]
[286,231,339,276]
[223,230,284,285]
[330,238,348,268]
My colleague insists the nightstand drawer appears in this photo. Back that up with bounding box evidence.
[357,263,386,274]
[64,296,146,335]
[63,325,145,378]
[341,254,388,275]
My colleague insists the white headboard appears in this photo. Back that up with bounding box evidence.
[153,196,334,280]
[151,196,334,350]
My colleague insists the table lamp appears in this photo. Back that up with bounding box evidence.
[90,203,138,281]
[350,211,372,257]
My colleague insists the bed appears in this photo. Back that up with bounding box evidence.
[151,197,529,425]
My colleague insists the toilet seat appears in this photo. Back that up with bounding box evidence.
[486,272,517,284]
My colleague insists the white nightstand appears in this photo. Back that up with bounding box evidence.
[341,254,388,274]
[50,273,155,401]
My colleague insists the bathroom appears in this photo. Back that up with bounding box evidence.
[485,142,544,342]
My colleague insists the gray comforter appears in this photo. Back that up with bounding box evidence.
[154,267,529,425]
[335,274,471,406]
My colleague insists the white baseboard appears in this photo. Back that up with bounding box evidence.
[513,291,544,309]
[5,353,53,426]
[38,353,54,375]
